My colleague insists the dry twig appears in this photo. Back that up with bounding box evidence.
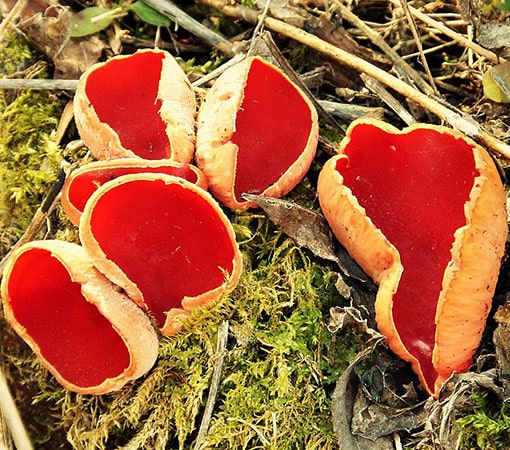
[142,0,236,55]
[0,370,33,450]
[0,79,78,90]
[360,74,416,126]
[195,0,510,159]
[331,0,435,96]
[388,0,503,64]
[194,320,229,449]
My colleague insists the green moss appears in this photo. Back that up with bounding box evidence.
[0,39,69,255]
[57,227,356,449]
[0,32,33,75]
[457,390,510,449]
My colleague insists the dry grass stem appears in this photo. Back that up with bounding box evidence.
[0,370,32,450]
[197,0,510,159]
[389,0,503,64]
[0,0,28,41]
[194,320,230,449]
[142,0,236,55]
[332,0,435,96]
[398,0,438,94]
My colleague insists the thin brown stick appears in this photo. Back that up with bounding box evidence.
[194,320,229,450]
[332,0,435,96]
[398,0,438,94]
[0,370,33,450]
[195,0,510,159]
[389,0,503,64]
[142,0,236,55]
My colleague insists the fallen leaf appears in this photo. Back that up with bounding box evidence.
[351,390,427,441]
[16,5,71,58]
[419,369,503,447]
[328,304,381,342]
[331,349,395,450]
[242,194,370,283]
[492,298,510,395]
[16,5,107,79]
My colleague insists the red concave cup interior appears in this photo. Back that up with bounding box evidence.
[85,176,239,327]
[231,58,314,202]
[62,160,205,225]
[85,51,169,159]
[335,123,478,392]
[5,248,131,388]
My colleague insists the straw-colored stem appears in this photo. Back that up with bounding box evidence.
[196,0,510,159]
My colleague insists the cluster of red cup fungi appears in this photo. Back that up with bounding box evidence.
[1,49,507,399]
[1,49,319,394]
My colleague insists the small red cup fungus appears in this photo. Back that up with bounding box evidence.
[317,119,507,398]
[61,158,208,225]
[74,49,196,162]
[0,240,159,395]
[196,56,319,210]
[79,173,243,336]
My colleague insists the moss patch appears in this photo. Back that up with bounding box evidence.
[58,221,357,449]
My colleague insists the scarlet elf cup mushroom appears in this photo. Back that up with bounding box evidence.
[61,158,207,226]
[0,240,159,395]
[73,49,196,162]
[196,56,319,210]
[317,119,508,398]
[79,173,243,336]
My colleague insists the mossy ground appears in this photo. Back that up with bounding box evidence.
[0,31,358,449]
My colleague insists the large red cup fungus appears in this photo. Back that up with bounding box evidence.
[79,173,243,336]
[0,240,159,395]
[317,119,508,398]
[195,56,319,210]
[74,49,196,162]
[61,158,208,225]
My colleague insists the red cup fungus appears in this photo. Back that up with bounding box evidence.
[0,240,159,395]
[195,56,319,210]
[74,49,196,162]
[79,173,243,336]
[61,158,208,225]
[317,119,508,398]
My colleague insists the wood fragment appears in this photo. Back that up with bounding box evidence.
[141,0,236,56]
[318,99,384,121]
[194,320,229,450]
[0,369,33,450]
[360,74,416,125]
[0,79,78,90]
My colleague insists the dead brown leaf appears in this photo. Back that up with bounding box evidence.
[16,5,107,79]
[243,194,371,283]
